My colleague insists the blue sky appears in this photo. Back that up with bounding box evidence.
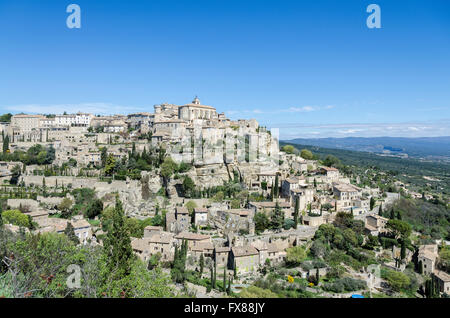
[0,0,449,138]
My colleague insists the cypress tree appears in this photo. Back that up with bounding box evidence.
[315,267,320,285]
[274,174,279,197]
[2,135,9,154]
[390,208,395,219]
[227,278,232,295]
[64,222,80,245]
[199,253,204,275]
[103,196,133,280]
[270,201,284,231]
[210,265,214,289]
[400,240,406,260]
[223,267,227,292]
[213,265,217,289]
[378,203,383,216]
[370,197,375,210]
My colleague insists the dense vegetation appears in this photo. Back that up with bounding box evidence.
[391,198,450,240]
[0,197,174,298]
[281,142,450,194]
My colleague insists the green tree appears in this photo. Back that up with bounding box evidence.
[384,269,410,292]
[185,201,197,215]
[85,199,103,219]
[400,240,406,260]
[390,208,395,219]
[281,145,295,154]
[104,154,117,176]
[10,164,21,185]
[285,246,307,266]
[370,197,375,210]
[223,267,227,292]
[274,174,279,198]
[270,201,284,232]
[1,209,30,228]
[199,253,204,275]
[58,197,73,218]
[300,149,313,160]
[323,155,340,167]
[160,157,177,196]
[387,219,412,240]
[64,222,80,245]
[103,196,134,284]
[182,175,195,197]
[2,134,9,154]
[100,147,108,167]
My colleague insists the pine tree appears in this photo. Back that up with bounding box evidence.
[293,196,299,229]
[103,196,133,280]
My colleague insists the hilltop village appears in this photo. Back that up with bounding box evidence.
[0,97,449,298]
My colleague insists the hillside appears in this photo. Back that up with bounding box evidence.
[284,136,450,160]
[280,141,450,194]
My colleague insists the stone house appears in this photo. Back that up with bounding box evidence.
[433,270,450,294]
[365,214,388,236]
[230,245,260,274]
[333,183,362,202]
[214,246,231,267]
[144,225,163,237]
[418,245,439,275]
[248,200,292,219]
[302,214,325,227]
[194,208,208,226]
[174,232,211,250]
[131,231,175,262]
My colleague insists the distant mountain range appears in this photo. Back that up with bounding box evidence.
[283,136,450,160]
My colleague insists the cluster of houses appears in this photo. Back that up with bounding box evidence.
[1,97,448,296]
